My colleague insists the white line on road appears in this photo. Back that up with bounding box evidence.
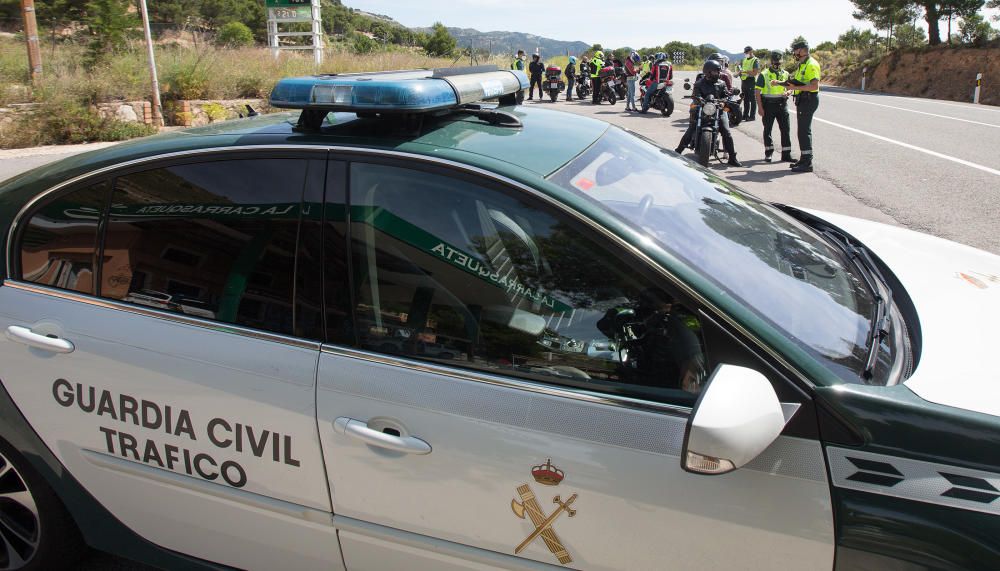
[824,86,1000,114]
[815,117,1000,177]
[824,93,1000,129]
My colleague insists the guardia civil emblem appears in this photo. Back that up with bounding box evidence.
[510,459,577,565]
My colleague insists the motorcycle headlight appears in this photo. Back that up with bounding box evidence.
[702,102,717,116]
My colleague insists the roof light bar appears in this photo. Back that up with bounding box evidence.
[269,67,528,114]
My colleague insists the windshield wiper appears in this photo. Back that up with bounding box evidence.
[818,228,893,380]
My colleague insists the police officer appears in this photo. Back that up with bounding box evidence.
[511,50,527,104]
[755,50,793,162]
[590,51,605,104]
[775,40,821,172]
[565,56,577,101]
[739,46,760,121]
[675,59,742,167]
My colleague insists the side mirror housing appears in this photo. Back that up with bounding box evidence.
[682,364,787,475]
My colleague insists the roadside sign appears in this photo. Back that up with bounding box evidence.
[266,0,323,65]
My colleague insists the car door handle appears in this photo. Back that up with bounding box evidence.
[5,326,75,354]
[333,417,432,455]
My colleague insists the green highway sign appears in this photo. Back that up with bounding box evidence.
[265,0,311,6]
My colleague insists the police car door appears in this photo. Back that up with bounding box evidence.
[0,151,342,570]
[317,156,835,570]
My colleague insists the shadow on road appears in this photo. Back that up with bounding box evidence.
[725,160,801,182]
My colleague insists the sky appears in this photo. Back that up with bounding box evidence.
[344,0,879,53]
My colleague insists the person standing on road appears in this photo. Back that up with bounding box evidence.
[775,40,821,172]
[528,54,545,100]
[565,56,577,101]
[625,51,642,111]
[756,50,793,162]
[511,50,527,104]
[591,51,605,104]
[740,46,760,121]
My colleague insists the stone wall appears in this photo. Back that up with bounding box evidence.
[0,98,274,128]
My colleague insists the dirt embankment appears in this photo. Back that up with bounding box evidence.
[822,46,999,106]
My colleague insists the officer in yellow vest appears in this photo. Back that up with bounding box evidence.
[774,40,821,172]
[739,46,760,122]
[511,50,526,104]
[590,51,605,104]
[755,51,793,163]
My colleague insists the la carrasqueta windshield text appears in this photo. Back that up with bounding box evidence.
[52,379,301,489]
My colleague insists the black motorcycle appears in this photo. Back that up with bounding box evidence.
[639,77,675,117]
[575,68,591,99]
[686,93,741,167]
[612,63,628,101]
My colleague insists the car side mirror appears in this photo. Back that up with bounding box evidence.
[681,364,788,475]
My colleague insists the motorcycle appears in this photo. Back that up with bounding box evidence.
[544,65,565,102]
[612,62,628,101]
[686,92,741,167]
[639,78,675,117]
[598,65,619,104]
[575,68,591,99]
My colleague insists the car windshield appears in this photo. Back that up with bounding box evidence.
[548,127,879,383]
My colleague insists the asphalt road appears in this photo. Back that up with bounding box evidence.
[0,76,997,569]
[545,70,1000,254]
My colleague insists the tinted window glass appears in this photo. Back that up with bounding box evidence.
[349,163,709,406]
[19,181,109,294]
[101,159,314,336]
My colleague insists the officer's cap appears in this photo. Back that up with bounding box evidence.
[791,40,809,51]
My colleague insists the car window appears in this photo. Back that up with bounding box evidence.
[99,158,317,336]
[347,162,709,406]
[18,181,110,295]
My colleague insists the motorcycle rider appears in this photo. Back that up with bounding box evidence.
[640,52,671,114]
[706,52,734,94]
[565,56,577,101]
[674,59,742,167]
[528,53,545,100]
[740,46,761,121]
[624,51,642,111]
[755,50,793,162]
[590,50,605,104]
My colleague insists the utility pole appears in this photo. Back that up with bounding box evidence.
[20,0,42,81]
[138,0,163,127]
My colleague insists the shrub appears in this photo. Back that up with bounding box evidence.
[353,34,377,54]
[202,102,229,122]
[216,22,255,48]
[163,61,211,100]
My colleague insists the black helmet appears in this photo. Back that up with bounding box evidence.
[702,59,722,82]
[744,45,753,53]
[769,50,783,65]
[707,52,723,62]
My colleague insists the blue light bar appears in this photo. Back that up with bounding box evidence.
[270,67,528,114]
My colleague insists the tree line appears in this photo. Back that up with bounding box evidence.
[850,0,998,48]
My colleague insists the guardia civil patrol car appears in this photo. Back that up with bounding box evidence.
[0,67,997,571]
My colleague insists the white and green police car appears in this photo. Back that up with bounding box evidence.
[0,67,997,570]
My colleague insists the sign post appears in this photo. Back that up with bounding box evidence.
[19,0,42,81]
[266,0,323,66]
[974,72,982,104]
[861,67,867,92]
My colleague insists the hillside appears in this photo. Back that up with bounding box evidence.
[415,26,589,57]
[821,45,998,106]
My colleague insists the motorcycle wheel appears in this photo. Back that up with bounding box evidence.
[663,95,674,117]
[606,90,617,105]
[549,90,557,102]
[697,131,712,167]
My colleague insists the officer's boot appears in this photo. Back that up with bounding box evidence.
[728,153,742,167]
[781,151,794,162]
[764,151,773,163]
[791,159,813,173]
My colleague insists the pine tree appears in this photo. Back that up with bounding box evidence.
[423,22,455,57]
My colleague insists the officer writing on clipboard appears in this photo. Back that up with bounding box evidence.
[773,40,821,172]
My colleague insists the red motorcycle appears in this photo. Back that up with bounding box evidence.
[545,66,565,102]
[598,66,619,104]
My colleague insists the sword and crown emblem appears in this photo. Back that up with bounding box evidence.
[510,459,578,565]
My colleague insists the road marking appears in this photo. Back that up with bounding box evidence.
[815,118,1000,177]
[824,86,1000,114]
[823,93,1000,128]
